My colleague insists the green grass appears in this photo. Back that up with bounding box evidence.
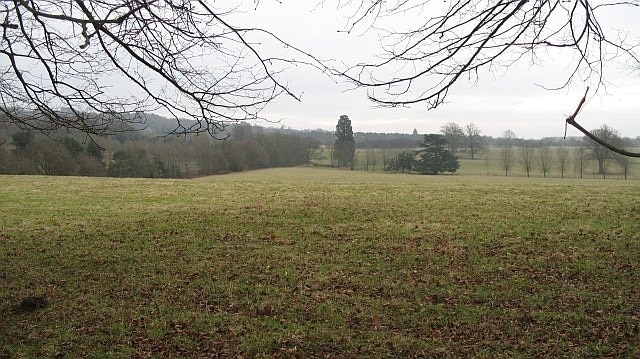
[340,146,639,179]
[1,168,639,357]
[456,147,639,179]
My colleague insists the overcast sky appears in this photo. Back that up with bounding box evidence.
[231,1,640,139]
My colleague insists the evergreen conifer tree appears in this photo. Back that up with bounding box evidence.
[415,134,459,175]
[333,115,355,169]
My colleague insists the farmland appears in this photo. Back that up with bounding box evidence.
[1,168,639,357]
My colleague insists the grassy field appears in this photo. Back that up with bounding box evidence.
[1,168,639,357]
[344,146,639,180]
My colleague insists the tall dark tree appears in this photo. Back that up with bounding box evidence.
[333,115,355,169]
[414,134,459,175]
[239,140,268,169]
[0,145,7,174]
[108,149,152,178]
[221,142,248,172]
[33,139,78,176]
[210,149,230,174]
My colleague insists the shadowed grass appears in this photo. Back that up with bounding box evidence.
[1,168,639,357]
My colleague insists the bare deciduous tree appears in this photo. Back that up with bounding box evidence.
[615,152,633,180]
[0,0,312,136]
[464,123,484,160]
[574,143,588,179]
[499,129,516,176]
[380,145,389,170]
[556,144,570,179]
[584,124,624,177]
[520,139,536,177]
[538,145,553,178]
[440,122,465,154]
[336,0,640,108]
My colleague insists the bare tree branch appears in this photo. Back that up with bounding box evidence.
[0,0,321,137]
[334,0,640,109]
[2,1,638,140]
[565,87,640,157]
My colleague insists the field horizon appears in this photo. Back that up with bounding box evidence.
[1,167,639,357]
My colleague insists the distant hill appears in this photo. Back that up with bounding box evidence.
[3,109,638,148]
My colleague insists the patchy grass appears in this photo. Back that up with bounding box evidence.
[1,168,639,357]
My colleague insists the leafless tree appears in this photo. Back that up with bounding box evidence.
[574,143,588,179]
[538,145,553,178]
[301,136,324,166]
[336,0,640,108]
[380,144,389,169]
[327,144,336,167]
[519,139,536,177]
[615,152,633,180]
[499,129,516,176]
[584,124,624,176]
[368,148,378,171]
[0,0,313,137]
[556,144,570,179]
[440,122,465,154]
[464,123,484,160]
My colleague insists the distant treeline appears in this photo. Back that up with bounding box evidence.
[1,115,638,178]
[108,113,640,150]
[0,122,322,178]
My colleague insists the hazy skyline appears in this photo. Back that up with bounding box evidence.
[230,1,640,139]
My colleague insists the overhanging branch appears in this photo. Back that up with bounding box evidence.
[565,87,640,158]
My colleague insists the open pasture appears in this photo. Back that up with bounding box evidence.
[1,168,639,357]
[344,146,640,180]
